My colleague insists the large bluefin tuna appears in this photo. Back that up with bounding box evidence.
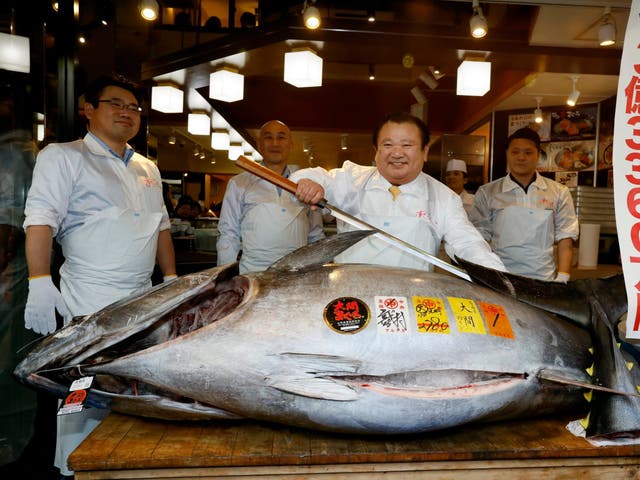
[14,231,640,437]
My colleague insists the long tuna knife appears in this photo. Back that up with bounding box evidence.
[235,156,472,282]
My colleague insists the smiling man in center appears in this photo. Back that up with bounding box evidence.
[291,112,505,271]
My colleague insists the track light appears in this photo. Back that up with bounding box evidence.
[598,6,616,47]
[469,0,487,39]
[302,1,321,30]
[419,71,439,90]
[139,0,159,21]
[534,97,543,124]
[410,86,427,105]
[367,7,376,22]
[368,64,375,80]
[341,134,348,151]
[566,76,580,107]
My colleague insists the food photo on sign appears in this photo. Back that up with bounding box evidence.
[550,107,597,141]
[541,140,596,172]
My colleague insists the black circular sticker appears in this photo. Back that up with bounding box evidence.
[323,297,370,334]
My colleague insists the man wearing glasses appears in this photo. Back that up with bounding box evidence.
[291,112,504,271]
[22,74,176,479]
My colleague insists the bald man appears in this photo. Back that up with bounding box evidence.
[216,120,324,273]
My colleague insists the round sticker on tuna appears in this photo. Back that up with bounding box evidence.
[323,297,370,334]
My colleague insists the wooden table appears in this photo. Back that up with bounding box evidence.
[68,413,640,479]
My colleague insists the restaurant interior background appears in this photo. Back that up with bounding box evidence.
[0,0,628,247]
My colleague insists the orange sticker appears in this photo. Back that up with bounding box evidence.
[412,296,450,334]
[478,302,515,339]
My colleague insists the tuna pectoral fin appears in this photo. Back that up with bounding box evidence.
[267,375,359,401]
[538,369,640,398]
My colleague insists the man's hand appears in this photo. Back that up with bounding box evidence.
[25,276,72,335]
[295,179,325,208]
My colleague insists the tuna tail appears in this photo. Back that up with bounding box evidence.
[455,257,640,439]
[268,230,376,272]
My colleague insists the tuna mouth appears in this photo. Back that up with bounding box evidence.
[340,370,528,399]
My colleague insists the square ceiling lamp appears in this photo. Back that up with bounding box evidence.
[284,49,323,88]
[456,60,491,96]
[211,129,230,150]
[228,143,243,161]
[209,67,244,102]
[0,32,30,73]
[151,85,184,113]
[187,113,210,135]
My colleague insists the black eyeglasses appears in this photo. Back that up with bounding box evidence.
[97,98,143,113]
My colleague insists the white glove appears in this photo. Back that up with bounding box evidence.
[24,276,72,335]
[553,272,570,284]
[163,274,178,282]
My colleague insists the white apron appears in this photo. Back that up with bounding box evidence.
[239,200,307,273]
[492,204,555,280]
[55,205,162,475]
[336,213,436,270]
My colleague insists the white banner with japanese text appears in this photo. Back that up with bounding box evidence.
[614,0,640,338]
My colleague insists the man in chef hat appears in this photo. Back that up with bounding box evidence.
[444,159,474,216]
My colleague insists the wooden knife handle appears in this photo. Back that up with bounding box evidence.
[236,155,298,195]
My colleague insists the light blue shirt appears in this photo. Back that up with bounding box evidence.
[24,133,169,239]
[216,165,325,266]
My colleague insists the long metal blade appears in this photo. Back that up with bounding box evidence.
[323,201,471,281]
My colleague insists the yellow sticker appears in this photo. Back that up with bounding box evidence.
[412,296,450,334]
[478,302,515,340]
[447,297,486,334]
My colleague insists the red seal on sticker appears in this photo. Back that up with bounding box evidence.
[64,389,87,405]
[323,297,370,334]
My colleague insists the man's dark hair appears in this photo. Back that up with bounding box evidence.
[84,74,142,108]
[507,127,541,151]
[373,112,430,149]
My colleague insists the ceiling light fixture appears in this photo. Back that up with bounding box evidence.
[341,134,348,150]
[469,0,487,39]
[456,59,491,96]
[598,6,616,47]
[410,86,427,104]
[302,0,321,30]
[368,64,375,80]
[367,7,376,23]
[419,70,439,90]
[209,67,244,102]
[534,97,543,124]
[228,143,243,161]
[139,0,159,21]
[188,113,210,135]
[566,76,580,107]
[428,66,445,80]
[211,129,230,150]
[284,48,323,88]
[151,85,184,113]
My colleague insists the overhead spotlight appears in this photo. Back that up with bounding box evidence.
[302,137,310,153]
[139,0,159,21]
[419,71,438,90]
[77,33,87,45]
[428,66,445,80]
[341,134,348,151]
[469,0,487,39]
[367,7,376,22]
[598,6,616,47]
[566,76,580,107]
[533,97,543,124]
[168,135,176,145]
[368,64,375,80]
[302,0,321,30]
